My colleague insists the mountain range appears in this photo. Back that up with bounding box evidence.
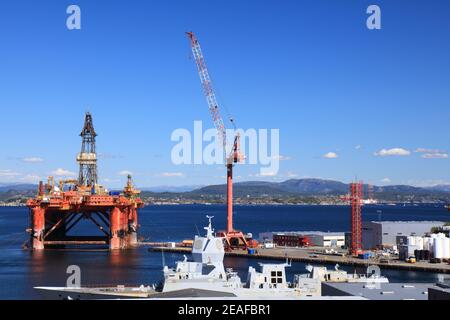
[188,179,450,198]
[1,179,450,203]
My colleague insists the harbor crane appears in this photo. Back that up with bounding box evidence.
[186,32,256,250]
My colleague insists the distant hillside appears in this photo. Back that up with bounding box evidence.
[188,179,450,201]
[2,179,450,204]
[278,179,348,194]
[190,181,290,197]
[141,185,205,193]
[0,184,36,202]
[426,184,450,193]
[0,184,36,192]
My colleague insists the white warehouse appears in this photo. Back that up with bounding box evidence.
[362,221,446,250]
[304,232,345,247]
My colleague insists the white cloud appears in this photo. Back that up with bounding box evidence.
[323,152,338,159]
[381,177,391,183]
[249,171,297,179]
[272,155,292,161]
[414,148,448,159]
[406,179,450,187]
[0,170,21,177]
[374,148,410,156]
[159,172,185,177]
[286,172,298,178]
[255,171,278,177]
[421,153,448,159]
[118,170,133,176]
[414,148,445,154]
[355,145,362,150]
[101,178,120,183]
[50,168,76,177]
[22,157,44,163]
[20,174,41,183]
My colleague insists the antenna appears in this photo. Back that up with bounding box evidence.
[161,247,165,270]
[195,224,200,236]
[205,215,214,237]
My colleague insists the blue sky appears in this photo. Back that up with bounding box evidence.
[0,0,449,188]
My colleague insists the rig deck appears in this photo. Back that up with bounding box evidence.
[27,192,143,250]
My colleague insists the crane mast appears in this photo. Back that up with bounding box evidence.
[186,32,253,250]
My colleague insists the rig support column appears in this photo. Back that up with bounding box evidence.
[226,164,233,233]
[110,207,122,250]
[31,207,45,250]
[128,206,138,246]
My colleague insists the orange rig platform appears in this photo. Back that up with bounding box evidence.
[26,113,144,250]
[26,176,143,250]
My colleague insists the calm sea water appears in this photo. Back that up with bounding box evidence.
[0,204,449,299]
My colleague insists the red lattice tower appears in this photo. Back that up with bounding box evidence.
[350,182,363,255]
[342,181,363,255]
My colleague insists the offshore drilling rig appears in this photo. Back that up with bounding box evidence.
[26,112,143,250]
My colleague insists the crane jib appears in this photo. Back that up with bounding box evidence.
[188,33,227,149]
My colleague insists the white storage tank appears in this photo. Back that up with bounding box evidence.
[407,236,416,246]
[407,245,420,257]
[423,237,431,251]
[429,237,435,252]
[433,238,444,259]
[443,238,450,259]
[399,245,420,260]
[415,237,424,250]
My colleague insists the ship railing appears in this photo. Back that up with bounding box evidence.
[80,283,152,289]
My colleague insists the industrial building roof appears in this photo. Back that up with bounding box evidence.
[367,221,445,225]
[272,231,345,237]
[323,282,444,300]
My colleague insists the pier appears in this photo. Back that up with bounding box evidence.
[147,245,450,274]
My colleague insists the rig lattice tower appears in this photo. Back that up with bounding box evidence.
[77,112,98,187]
[349,182,363,255]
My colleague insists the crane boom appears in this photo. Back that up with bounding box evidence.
[186,32,227,148]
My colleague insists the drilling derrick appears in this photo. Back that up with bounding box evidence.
[77,112,98,187]
[26,113,143,250]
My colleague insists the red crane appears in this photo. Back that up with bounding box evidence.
[186,32,253,250]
